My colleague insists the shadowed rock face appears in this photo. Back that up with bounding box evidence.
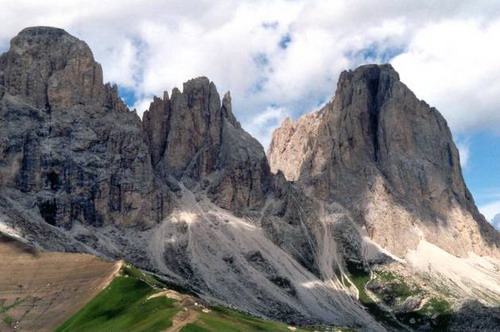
[143,80,272,214]
[0,26,271,229]
[0,27,167,228]
[269,64,499,257]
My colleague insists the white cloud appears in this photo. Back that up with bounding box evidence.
[245,106,291,150]
[492,213,500,230]
[456,139,470,168]
[1,0,500,147]
[391,19,500,134]
[479,200,500,223]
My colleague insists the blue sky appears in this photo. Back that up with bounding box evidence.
[461,132,500,219]
[1,0,499,223]
[462,132,500,206]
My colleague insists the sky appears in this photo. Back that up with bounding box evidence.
[0,0,499,224]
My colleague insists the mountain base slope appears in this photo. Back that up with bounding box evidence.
[0,233,121,332]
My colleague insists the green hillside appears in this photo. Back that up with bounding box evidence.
[55,265,353,332]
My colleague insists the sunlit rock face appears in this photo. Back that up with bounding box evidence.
[269,64,499,258]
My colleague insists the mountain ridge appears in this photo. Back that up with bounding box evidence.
[0,26,498,332]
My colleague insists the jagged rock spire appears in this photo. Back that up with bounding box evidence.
[143,77,271,213]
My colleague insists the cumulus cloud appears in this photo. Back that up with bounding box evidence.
[1,0,500,148]
[391,19,500,134]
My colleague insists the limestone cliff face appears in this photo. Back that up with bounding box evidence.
[269,64,499,258]
[268,112,322,181]
[143,80,272,214]
[0,27,167,228]
[0,27,127,111]
[0,26,271,229]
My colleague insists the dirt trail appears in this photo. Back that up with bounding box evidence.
[164,309,199,332]
[151,288,201,332]
[148,289,185,301]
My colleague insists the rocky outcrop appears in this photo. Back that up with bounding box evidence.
[0,26,126,111]
[0,27,167,229]
[268,113,322,181]
[448,300,500,332]
[0,25,272,242]
[269,64,499,258]
[143,79,271,214]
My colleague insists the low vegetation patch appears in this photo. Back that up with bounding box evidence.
[396,297,452,330]
[0,297,25,314]
[345,261,401,329]
[2,315,13,326]
[370,270,422,304]
[122,264,166,288]
[347,264,454,331]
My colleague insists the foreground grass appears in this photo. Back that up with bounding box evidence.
[55,268,180,332]
[0,297,25,314]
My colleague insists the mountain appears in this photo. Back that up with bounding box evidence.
[0,26,165,231]
[0,27,499,332]
[268,64,499,258]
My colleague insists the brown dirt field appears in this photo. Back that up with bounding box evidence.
[0,234,121,332]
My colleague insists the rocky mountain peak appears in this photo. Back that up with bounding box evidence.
[221,91,240,128]
[0,27,160,229]
[144,76,225,178]
[268,112,322,181]
[336,63,399,108]
[269,64,499,258]
[143,77,271,213]
[329,64,402,166]
[0,26,126,111]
